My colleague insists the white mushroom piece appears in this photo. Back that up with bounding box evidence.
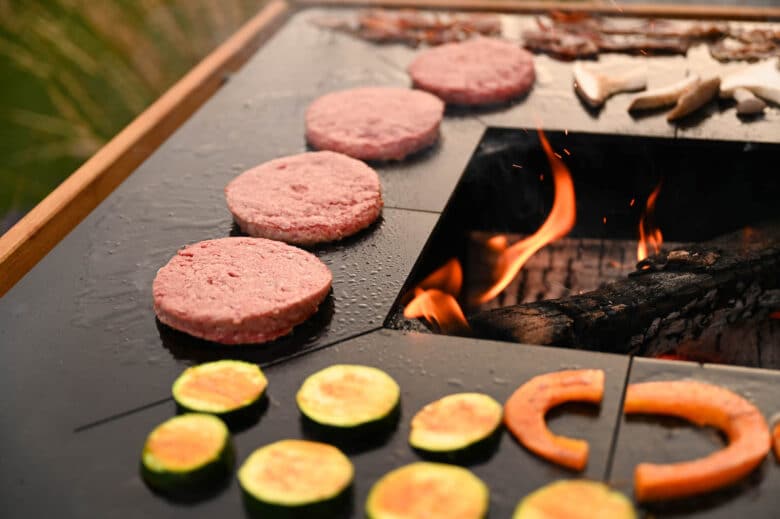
[720,57,780,115]
[573,61,647,108]
[628,74,701,112]
[667,76,721,121]
[732,88,767,116]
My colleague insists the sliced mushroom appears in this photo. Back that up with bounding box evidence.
[628,74,701,111]
[667,76,721,121]
[720,57,780,105]
[573,61,647,108]
[733,87,767,115]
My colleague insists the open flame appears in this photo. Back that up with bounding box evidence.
[403,259,469,333]
[477,129,577,304]
[637,179,664,261]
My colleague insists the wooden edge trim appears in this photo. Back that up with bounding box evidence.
[0,0,291,297]
[294,0,780,21]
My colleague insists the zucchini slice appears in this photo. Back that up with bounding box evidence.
[512,480,636,519]
[366,462,489,519]
[296,364,400,434]
[141,413,234,494]
[238,439,353,518]
[410,392,502,461]
[172,360,268,418]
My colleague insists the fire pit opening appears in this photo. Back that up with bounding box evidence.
[387,128,780,370]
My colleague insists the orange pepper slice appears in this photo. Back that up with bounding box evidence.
[504,369,604,471]
[624,380,770,502]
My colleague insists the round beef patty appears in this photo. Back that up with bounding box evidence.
[305,87,444,161]
[408,37,535,105]
[153,237,332,344]
[225,151,383,245]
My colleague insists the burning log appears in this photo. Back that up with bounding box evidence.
[470,224,780,358]
[466,235,686,311]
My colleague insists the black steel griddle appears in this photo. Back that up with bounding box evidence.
[0,6,778,518]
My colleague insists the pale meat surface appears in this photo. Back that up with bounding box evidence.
[153,237,332,344]
[305,87,444,161]
[225,151,382,245]
[408,37,536,105]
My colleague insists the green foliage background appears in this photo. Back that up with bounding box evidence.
[0,0,263,233]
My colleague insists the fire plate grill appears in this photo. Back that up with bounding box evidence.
[389,128,780,369]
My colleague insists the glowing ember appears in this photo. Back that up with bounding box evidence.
[477,129,577,304]
[404,259,469,333]
[485,235,508,252]
[637,180,664,261]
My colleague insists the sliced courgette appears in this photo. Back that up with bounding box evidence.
[140,413,234,495]
[366,462,489,519]
[172,360,268,427]
[296,364,400,437]
[238,439,353,518]
[410,392,502,462]
[513,480,636,519]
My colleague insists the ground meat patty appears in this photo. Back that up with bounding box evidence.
[408,37,536,105]
[153,237,332,345]
[305,87,444,160]
[225,151,382,245]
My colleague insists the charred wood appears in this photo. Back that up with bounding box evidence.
[466,234,687,310]
[470,225,780,361]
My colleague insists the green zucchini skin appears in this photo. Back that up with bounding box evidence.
[512,480,637,519]
[140,414,235,498]
[296,364,401,442]
[411,424,502,465]
[172,360,268,430]
[239,439,354,518]
[176,393,268,432]
[409,393,503,465]
[242,486,353,519]
[365,462,489,519]
[300,401,401,450]
[140,443,234,497]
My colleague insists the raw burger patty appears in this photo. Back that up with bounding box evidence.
[225,151,383,245]
[305,87,444,160]
[408,37,536,105]
[153,237,332,345]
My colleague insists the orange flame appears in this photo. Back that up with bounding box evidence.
[403,259,469,333]
[477,129,577,304]
[637,180,664,261]
[417,257,463,295]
